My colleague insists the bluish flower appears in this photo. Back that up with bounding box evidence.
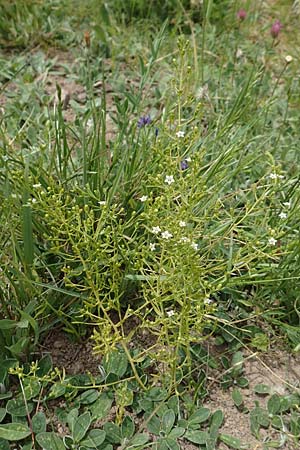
[137,114,151,128]
[180,159,189,170]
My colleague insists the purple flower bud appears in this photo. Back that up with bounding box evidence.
[137,114,151,128]
[237,9,247,21]
[271,20,282,38]
[180,159,189,171]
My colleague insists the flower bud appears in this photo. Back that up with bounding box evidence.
[271,20,282,38]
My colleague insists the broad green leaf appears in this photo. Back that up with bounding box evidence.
[0,423,31,441]
[156,440,168,450]
[36,354,52,377]
[165,437,180,450]
[279,394,300,412]
[231,352,244,377]
[48,382,66,399]
[78,389,99,405]
[267,394,281,415]
[220,433,248,449]
[232,388,243,408]
[162,409,175,434]
[103,422,122,444]
[0,439,9,450]
[210,409,224,437]
[237,377,249,388]
[250,406,269,438]
[254,384,270,395]
[103,350,128,377]
[98,445,113,450]
[32,411,46,434]
[89,393,113,420]
[167,395,179,415]
[147,414,160,435]
[23,379,40,400]
[184,430,209,444]
[80,429,106,448]
[6,397,33,417]
[36,432,65,450]
[271,415,283,430]
[126,432,149,447]
[189,407,211,424]
[73,411,91,443]
[121,415,135,439]
[146,387,168,402]
[168,427,185,439]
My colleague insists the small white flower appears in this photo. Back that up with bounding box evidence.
[204,297,213,305]
[149,243,156,251]
[32,183,42,188]
[180,236,190,243]
[278,212,287,219]
[236,48,243,59]
[191,242,198,251]
[268,237,277,246]
[283,201,291,208]
[161,230,173,240]
[176,130,185,138]
[165,175,175,185]
[139,195,148,202]
[185,156,192,162]
[179,221,186,227]
[285,55,293,63]
[278,175,284,179]
[30,198,37,203]
[166,309,175,317]
[269,173,278,180]
[152,226,161,234]
[98,201,106,205]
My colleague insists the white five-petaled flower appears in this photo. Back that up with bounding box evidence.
[152,226,161,234]
[283,201,291,208]
[269,173,284,180]
[179,221,187,227]
[166,309,175,317]
[164,175,175,185]
[180,236,190,243]
[191,242,198,251]
[161,230,173,240]
[149,243,156,251]
[268,237,277,246]
[139,195,148,202]
[176,130,185,138]
[279,212,287,219]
